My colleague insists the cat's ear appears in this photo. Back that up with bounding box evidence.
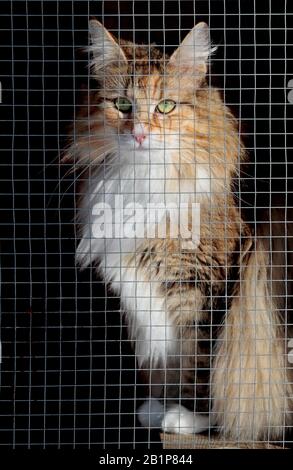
[168,22,215,73]
[89,19,127,72]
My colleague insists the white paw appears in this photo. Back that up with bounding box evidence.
[161,404,209,435]
[137,399,165,428]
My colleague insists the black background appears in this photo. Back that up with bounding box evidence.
[0,0,293,448]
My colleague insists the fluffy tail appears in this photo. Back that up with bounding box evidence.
[212,237,292,441]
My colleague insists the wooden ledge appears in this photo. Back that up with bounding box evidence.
[160,432,286,449]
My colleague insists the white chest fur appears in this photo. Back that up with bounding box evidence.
[76,148,210,364]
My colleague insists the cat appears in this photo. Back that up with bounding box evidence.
[64,20,292,441]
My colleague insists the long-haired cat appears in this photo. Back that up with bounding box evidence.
[65,20,292,441]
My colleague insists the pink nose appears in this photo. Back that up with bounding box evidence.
[134,133,146,145]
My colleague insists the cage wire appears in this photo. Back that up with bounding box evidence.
[1,0,293,449]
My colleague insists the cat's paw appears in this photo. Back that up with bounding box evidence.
[137,399,165,428]
[161,404,209,435]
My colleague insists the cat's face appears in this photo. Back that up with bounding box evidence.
[98,68,204,154]
[89,21,212,158]
[68,21,243,192]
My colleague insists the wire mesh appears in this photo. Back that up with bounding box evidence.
[1,0,293,449]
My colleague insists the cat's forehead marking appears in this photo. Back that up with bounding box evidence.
[127,70,162,103]
[121,41,164,64]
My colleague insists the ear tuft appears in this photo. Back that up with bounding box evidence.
[169,22,216,70]
[88,19,127,73]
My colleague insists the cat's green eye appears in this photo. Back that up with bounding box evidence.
[156,99,176,114]
[114,97,132,113]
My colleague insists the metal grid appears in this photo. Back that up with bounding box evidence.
[1,0,293,449]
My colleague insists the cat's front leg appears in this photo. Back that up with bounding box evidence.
[136,348,210,435]
[136,351,210,435]
[157,320,211,435]
[138,400,210,435]
[123,272,210,434]
[117,242,212,434]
